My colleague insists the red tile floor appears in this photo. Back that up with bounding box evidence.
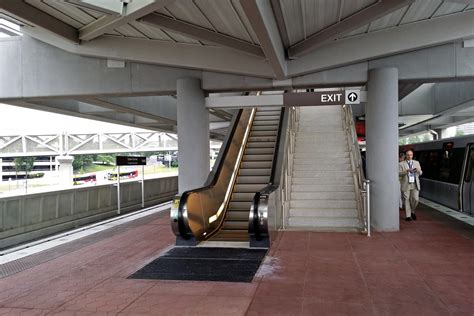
[0,204,473,315]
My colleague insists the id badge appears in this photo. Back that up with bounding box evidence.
[408,174,415,183]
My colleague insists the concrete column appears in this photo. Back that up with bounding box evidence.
[0,158,2,182]
[56,156,74,187]
[366,67,399,231]
[177,78,209,193]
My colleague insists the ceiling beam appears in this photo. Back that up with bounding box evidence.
[0,0,78,43]
[140,13,264,57]
[240,0,287,79]
[79,0,176,41]
[5,100,165,132]
[77,97,176,125]
[21,28,275,78]
[288,10,474,77]
[289,0,414,58]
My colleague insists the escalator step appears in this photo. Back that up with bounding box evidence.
[245,147,274,155]
[250,126,278,137]
[242,154,273,161]
[226,211,250,221]
[230,192,255,201]
[241,161,272,169]
[228,201,252,210]
[253,115,280,121]
[252,120,280,126]
[223,221,248,230]
[239,169,271,176]
[234,183,268,191]
[247,136,276,142]
[246,142,275,148]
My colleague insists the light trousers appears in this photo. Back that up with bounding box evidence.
[402,187,419,217]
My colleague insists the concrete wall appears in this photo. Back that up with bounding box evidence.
[0,176,178,249]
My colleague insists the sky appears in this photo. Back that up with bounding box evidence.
[0,103,154,135]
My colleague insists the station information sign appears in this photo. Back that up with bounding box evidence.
[116,156,146,166]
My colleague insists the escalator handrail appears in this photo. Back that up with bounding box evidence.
[250,107,286,241]
[177,109,243,239]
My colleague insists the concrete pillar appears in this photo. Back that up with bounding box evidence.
[0,158,2,182]
[366,67,399,231]
[177,78,209,193]
[56,156,74,187]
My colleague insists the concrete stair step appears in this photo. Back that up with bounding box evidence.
[293,164,351,171]
[291,184,354,192]
[245,147,274,155]
[288,217,359,228]
[292,177,354,185]
[294,152,349,159]
[289,208,358,218]
[288,200,357,208]
[294,146,349,154]
[291,191,356,200]
[292,170,352,178]
[243,154,273,161]
[293,158,350,164]
[295,135,347,141]
[290,199,357,208]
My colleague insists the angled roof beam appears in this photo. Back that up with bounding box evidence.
[0,1,78,43]
[289,0,414,58]
[65,0,123,15]
[288,10,474,77]
[140,13,264,57]
[80,0,176,41]
[240,0,287,79]
[77,97,176,125]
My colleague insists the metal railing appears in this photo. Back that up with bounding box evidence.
[280,106,298,229]
[342,105,371,236]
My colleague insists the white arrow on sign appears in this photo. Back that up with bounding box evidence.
[345,90,360,104]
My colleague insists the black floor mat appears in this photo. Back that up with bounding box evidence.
[129,247,267,282]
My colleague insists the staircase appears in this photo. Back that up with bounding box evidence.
[288,106,359,231]
[211,107,282,241]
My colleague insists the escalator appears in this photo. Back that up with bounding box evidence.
[171,107,286,247]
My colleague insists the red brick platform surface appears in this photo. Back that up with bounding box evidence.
[0,205,473,315]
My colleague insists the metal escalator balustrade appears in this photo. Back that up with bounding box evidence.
[171,108,255,243]
[171,107,285,246]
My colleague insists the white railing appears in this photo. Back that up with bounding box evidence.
[342,105,371,236]
[280,107,298,229]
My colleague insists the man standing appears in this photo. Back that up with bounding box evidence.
[399,150,422,221]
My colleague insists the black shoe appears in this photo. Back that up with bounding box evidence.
[405,217,412,221]
[411,213,417,220]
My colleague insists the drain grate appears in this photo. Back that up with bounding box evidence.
[129,247,267,283]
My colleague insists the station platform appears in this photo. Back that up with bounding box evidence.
[0,203,472,315]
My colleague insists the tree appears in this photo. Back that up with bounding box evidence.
[13,157,35,192]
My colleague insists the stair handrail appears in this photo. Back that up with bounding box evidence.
[342,105,370,236]
[280,106,298,229]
